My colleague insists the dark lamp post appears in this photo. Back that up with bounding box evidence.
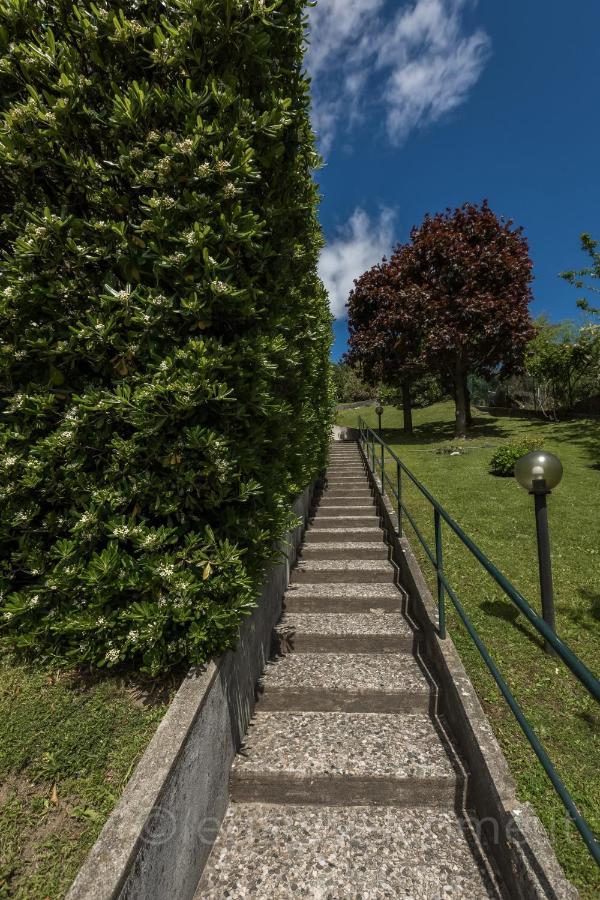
[375,399,384,435]
[514,451,563,653]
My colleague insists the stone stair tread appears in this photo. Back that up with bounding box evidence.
[275,612,413,637]
[295,559,393,572]
[292,558,395,583]
[285,582,399,598]
[305,527,382,535]
[233,711,455,780]
[260,651,428,695]
[300,542,387,558]
[196,803,498,899]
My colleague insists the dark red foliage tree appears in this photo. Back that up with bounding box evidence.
[346,246,425,434]
[405,201,534,437]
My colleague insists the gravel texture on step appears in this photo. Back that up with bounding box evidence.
[300,542,387,557]
[275,612,413,637]
[314,505,374,512]
[285,583,400,597]
[260,652,428,694]
[295,559,394,572]
[196,803,498,899]
[306,527,382,534]
[234,712,454,779]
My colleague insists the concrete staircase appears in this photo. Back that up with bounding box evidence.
[196,443,504,898]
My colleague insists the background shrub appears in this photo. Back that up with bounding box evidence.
[0,0,332,674]
[489,437,543,476]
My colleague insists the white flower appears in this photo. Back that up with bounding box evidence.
[106,648,120,663]
[176,138,194,154]
[4,456,18,467]
[212,280,229,294]
[196,162,210,177]
[158,563,175,578]
[216,160,231,173]
[223,182,237,198]
[128,629,140,642]
[3,611,14,621]
[28,595,39,608]
[97,616,106,626]
[113,524,131,538]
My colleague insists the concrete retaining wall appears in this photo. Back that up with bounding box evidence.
[359,443,578,900]
[67,480,320,900]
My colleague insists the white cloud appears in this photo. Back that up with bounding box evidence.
[319,208,396,319]
[307,0,490,152]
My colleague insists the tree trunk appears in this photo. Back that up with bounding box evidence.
[454,366,468,438]
[401,382,413,434]
[463,373,473,426]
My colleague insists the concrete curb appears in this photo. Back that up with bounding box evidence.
[358,443,578,900]
[67,480,321,900]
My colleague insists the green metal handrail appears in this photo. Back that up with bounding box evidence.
[358,417,600,866]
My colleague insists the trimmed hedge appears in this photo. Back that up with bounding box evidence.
[0,1,332,674]
[489,437,543,477]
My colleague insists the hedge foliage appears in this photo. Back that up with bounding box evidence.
[0,0,333,674]
[489,437,543,477]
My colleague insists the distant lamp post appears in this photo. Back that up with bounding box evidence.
[375,399,384,436]
[514,451,563,653]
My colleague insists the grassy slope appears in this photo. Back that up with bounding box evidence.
[338,401,599,897]
[0,659,177,899]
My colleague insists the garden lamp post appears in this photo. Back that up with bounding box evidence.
[375,398,384,436]
[514,451,563,654]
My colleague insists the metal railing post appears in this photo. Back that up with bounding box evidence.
[380,440,385,490]
[434,509,446,638]
[396,460,402,537]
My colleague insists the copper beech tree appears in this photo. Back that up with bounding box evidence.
[346,246,425,434]
[407,201,534,436]
[348,201,535,438]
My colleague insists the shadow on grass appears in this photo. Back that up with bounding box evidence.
[560,588,600,634]
[479,599,544,651]
[381,416,505,448]
[518,416,600,469]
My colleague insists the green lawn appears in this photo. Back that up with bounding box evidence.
[0,659,177,899]
[338,400,600,898]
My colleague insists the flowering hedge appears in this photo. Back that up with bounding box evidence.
[0,0,332,674]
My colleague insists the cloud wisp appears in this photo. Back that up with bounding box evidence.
[307,0,491,152]
[319,208,396,319]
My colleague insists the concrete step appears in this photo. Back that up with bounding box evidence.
[304,527,383,543]
[300,542,387,560]
[284,582,402,613]
[319,495,374,507]
[292,559,395,584]
[321,491,373,501]
[196,803,498,899]
[310,515,381,529]
[231,711,460,806]
[314,504,374,515]
[273,612,417,653]
[259,652,430,711]
[326,475,368,482]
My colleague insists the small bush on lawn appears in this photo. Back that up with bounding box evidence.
[489,437,543,476]
[0,1,333,674]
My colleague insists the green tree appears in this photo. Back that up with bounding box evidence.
[527,317,600,413]
[0,1,332,674]
[561,233,600,316]
[331,363,372,404]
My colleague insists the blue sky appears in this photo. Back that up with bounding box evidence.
[306,0,600,361]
